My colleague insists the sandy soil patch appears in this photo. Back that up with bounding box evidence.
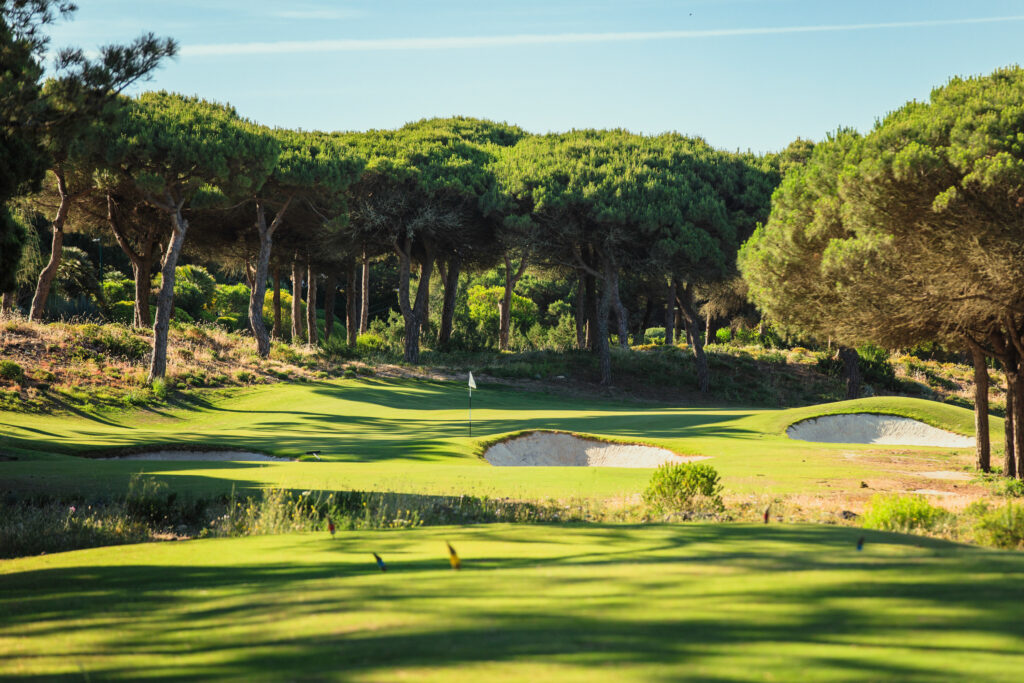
[918,470,973,481]
[787,414,974,448]
[484,432,707,467]
[100,450,291,462]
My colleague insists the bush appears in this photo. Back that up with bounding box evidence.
[216,315,240,331]
[154,265,216,321]
[715,328,732,344]
[0,360,25,383]
[545,314,577,352]
[643,462,724,516]
[356,332,387,354]
[102,278,133,305]
[79,324,150,361]
[151,378,170,400]
[862,494,949,533]
[976,503,1024,549]
[467,285,539,339]
[644,327,666,344]
[262,289,304,340]
[212,283,250,318]
[173,307,194,323]
[108,300,136,325]
[857,344,898,391]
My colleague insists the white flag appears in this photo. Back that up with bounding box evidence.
[468,371,477,390]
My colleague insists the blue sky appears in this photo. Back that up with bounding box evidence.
[45,0,1024,152]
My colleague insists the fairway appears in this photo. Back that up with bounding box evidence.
[0,378,996,501]
[3,524,1023,681]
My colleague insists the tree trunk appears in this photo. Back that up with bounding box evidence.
[706,312,714,346]
[130,257,152,328]
[250,197,292,354]
[679,286,710,393]
[839,346,861,400]
[395,237,434,364]
[971,344,991,473]
[664,279,676,345]
[575,270,587,350]
[609,268,629,350]
[1,291,14,314]
[29,170,71,322]
[1015,370,1024,480]
[585,270,597,351]
[1005,366,1017,478]
[438,255,460,347]
[306,262,318,346]
[290,257,303,344]
[249,201,273,357]
[106,193,158,329]
[148,206,188,382]
[272,267,281,340]
[499,254,528,351]
[323,272,337,341]
[596,258,613,385]
[346,262,357,347]
[359,250,370,335]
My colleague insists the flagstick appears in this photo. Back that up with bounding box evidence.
[469,387,472,437]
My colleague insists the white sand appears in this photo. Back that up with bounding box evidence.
[483,432,708,467]
[100,450,291,462]
[787,414,974,448]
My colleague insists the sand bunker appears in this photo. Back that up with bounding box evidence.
[100,450,291,462]
[787,414,974,448]
[483,432,706,467]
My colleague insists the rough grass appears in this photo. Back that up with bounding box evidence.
[0,316,344,411]
[3,524,1024,681]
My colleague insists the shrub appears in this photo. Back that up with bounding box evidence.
[0,360,25,383]
[79,324,150,360]
[976,503,1024,549]
[467,285,539,339]
[862,494,949,533]
[644,327,666,344]
[108,300,136,324]
[151,378,170,400]
[857,344,898,391]
[212,283,250,318]
[102,278,134,305]
[356,332,387,354]
[715,328,732,344]
[235,369,254,383]
[216,315,240,331]
[643,462,724,516]
[173,307,194,323]
[153,265,216,320]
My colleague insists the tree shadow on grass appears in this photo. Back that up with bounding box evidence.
[2,525,1023,681]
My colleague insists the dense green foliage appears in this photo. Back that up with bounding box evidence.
[642,462,725,516]
[862,494,950,533]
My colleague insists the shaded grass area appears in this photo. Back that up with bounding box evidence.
[2,524,1023,681]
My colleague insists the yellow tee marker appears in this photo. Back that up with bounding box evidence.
[446,541,461,570]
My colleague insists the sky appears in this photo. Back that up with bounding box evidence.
[43,0,1024,153]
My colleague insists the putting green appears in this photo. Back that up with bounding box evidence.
[0,378,999,499]
[2,524,1023,681]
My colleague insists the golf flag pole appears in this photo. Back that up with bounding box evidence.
[468,371,477,437]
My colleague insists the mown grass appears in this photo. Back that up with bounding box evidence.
[0,380,1001,503]
[2,524,1024,681]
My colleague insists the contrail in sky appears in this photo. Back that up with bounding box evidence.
[182,15,1024,57]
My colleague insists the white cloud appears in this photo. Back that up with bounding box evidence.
[182,15,1024,57]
